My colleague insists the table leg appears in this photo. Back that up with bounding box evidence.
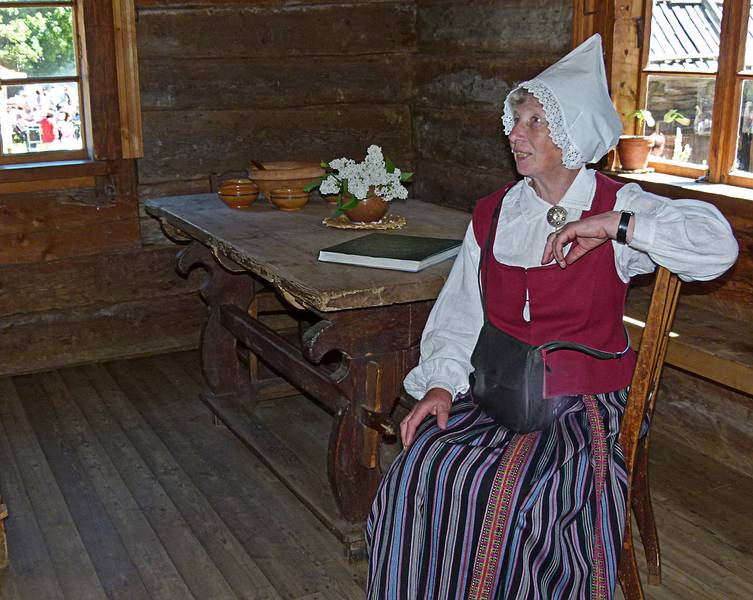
[177,242,256,397]
[303,301,432,523]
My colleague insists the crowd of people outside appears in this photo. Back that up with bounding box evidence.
[1,83,81,154]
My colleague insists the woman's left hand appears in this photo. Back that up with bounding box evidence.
[542,211,630,268]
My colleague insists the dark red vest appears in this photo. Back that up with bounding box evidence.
[472,172,636,396]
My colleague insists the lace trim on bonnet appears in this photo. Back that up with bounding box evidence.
[502,80,586,169]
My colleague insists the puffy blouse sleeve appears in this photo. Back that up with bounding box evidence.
[402,223,484,401]
[613,183,739,282]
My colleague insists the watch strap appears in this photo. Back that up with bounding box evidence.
[616,210,634,244]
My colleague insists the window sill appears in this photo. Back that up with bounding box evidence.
[0,159,112,184]
[602,170,753,218]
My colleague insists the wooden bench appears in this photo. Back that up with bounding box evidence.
[625,283,753,397]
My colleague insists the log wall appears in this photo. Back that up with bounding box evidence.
[411,0,572,211]
[135,0,416,239]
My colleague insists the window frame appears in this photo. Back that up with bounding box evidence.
[0,0,90,165]
[0,0,142,176]
[575,0,753,189]
[640,0,752,185]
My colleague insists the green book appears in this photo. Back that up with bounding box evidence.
[318,232,463,272]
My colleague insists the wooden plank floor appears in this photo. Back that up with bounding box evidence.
[0,350,750,599]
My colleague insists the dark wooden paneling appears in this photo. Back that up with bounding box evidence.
[656,366,753,479]
[0,247,198,318]
[413,55,555,110]
[0,295,204,377]
[0,161,141,264]
[0,188,132,235]
[136,3,416,58]
[416,0,571,55]
[138,106,412,183]
[413,107,511,171]
[411,0,569,210]
[0,219,140,265]
[140,55,413,110]
[412,158,510,212]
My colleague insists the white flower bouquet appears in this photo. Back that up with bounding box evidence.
[305,145,412,212]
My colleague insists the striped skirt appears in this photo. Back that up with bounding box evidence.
[366,391,629,600]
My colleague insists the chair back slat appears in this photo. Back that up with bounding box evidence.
[620,267,682,485]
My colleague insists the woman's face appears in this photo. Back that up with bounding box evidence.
[508,95,564,181]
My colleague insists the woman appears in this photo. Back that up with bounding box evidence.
[366,35,738,599]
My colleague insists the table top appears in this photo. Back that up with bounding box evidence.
[145,194,472,312]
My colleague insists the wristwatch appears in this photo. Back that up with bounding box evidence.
[616,210,634,245]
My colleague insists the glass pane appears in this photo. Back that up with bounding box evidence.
[648,0,721,72]
[0,7,76,77]
[735,80,753,172]
[645,75,715,166]
[745,1,753,71]
[1,82,82,155]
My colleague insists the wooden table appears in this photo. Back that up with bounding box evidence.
[145,194,470,556]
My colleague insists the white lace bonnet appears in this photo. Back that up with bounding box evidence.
[501,34,623,169]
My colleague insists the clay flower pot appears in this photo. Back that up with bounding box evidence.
[344,195,390,223]
[617,136,654,171]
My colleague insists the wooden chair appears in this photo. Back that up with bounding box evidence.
[618,267,682,600]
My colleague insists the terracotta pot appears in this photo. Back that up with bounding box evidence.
[617,136,654,170]
[344,195,390,223]
[323,194,340,205]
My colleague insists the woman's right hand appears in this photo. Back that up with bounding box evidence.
[400,387,453,448]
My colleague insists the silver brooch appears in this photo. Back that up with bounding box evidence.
[546,205,568,229]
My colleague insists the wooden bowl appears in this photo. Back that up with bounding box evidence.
[249,161,324,200]
[269,187,309,211]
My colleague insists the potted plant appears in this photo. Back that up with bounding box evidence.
[617,109,655,171]
[305,145,412,222]
[649,109,691,159]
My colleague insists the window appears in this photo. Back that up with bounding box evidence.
[575,0,753,188]
[0,0,142,171]
[0,0,87,163]
[640,0,753,186]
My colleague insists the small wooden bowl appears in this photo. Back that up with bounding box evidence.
[269,187,309,211]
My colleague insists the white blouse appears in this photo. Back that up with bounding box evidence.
[403,167,739,401]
